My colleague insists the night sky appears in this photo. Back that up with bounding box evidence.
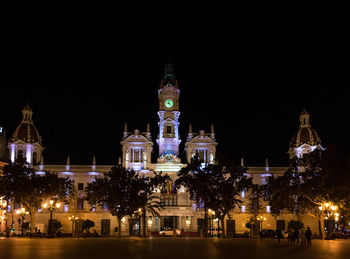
[1,1,349,166]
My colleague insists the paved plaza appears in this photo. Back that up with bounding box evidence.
[0,237,349,259]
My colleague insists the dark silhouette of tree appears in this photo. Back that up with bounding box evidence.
[85,165,168,237]
[134,171,169,237]
[246,184,265,236]
[0,158,74,233]
[85,165,140,238]
[176,154,252,237]
[209,163,252,237]
[175,155,213,237]
[264,146,350,238]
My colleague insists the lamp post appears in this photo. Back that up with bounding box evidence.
[42,200,61,237]
[319,201,339,237]
[0,197,7,233]
[256,215,266,236]
[208,209,216,236]
[16,207,29,236]
[68,215,78,237]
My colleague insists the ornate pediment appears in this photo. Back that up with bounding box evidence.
[121,130,153,144]
[187,135,217,144]
[122,134,152,143]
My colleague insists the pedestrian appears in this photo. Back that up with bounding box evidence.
[305,227,312,247]
[289,228,294,242]
[276,228,282,243]
[293,228,299,243]
[300,229,306,247]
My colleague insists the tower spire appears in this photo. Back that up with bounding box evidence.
[163,63,176,86]
[92,156,96,171]
[123,123,128,138]
[39,156,44,170]
[210,124,215,139]
[66,156,70,171]
[146,123,151,139]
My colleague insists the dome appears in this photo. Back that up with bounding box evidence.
[290,110,321,147]
[11,105,41,144]
[290,127,320,147]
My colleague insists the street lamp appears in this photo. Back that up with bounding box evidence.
[319,202,339,220]
[68,215,78,237]
[319,201,340,236]
[208,209,216,236]
[16,207,29,236]
[42,200,61,237]
[256,215,266,233]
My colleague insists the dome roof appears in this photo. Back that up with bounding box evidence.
[290,110,321,147]
[290,127,320,147]
[11,105,41,144]
[12,123,40,143]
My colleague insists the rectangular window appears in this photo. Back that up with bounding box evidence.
[64,205,69,212]
[78,183,84,190]
[241,205,246,213]
[134,149,140,162]
[266,206,271,213]
[166,126,172,134]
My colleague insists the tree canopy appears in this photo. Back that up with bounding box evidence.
[0,158,74,232]
[85,165,168,237]
[264,146,350,237]
[176,155,252,237]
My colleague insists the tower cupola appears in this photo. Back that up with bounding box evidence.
[288,109,322,159]
[9,105,44,165]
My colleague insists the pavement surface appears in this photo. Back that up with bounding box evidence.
[0,237,349,259]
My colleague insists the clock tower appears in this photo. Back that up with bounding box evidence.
[157,64,181,159]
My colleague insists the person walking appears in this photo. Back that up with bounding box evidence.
[305,227,312,247]
[276,228,282,243]
[293,228,299,243]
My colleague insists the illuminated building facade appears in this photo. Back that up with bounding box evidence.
[1,65,321,236]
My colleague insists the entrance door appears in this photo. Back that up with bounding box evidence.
[162,216,178,229]
[101,219,110,237]
[226,220,236,237]
[129,219,140,236]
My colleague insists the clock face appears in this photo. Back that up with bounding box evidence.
[164,99,174,108]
